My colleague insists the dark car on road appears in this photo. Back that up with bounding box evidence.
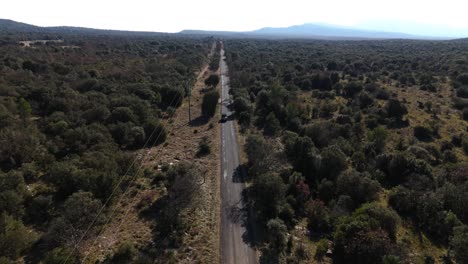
[221,114,228,122]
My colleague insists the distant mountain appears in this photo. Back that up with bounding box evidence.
[0,19,463,40]
[251,23,420,39]
[180,23,451,40]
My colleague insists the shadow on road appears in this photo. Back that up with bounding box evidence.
[225,199,257,248]
[232,165,250,183]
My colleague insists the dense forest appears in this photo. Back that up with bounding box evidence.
[0,29,213,263]
[225,39,468,264]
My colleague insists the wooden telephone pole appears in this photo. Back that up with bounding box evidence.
[187,81,192,122]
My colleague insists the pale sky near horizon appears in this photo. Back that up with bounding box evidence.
[1,0,468,33]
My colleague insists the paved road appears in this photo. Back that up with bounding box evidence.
[219,47,257,264]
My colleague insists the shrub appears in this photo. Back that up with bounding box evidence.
[45,192,103,245]
[451,225,468,264]
[0,213,37,259]
[111,242,138,263]
[196,136,211,157]
[355,203,400,240]
[306,200,332,234]
[43,247,78,264]
[386,99,408,119]
[343,82,363,98]
[462,135,468,154]
[336,171,381,205]
[204,74,220,87]
[201,90,219,117]
[252,173,286,219]
[318,145,347,180]
[315,239,329,260]
[264,112,281,136]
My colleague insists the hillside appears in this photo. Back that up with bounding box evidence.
[0,19,45,33]
[0,19,170,38]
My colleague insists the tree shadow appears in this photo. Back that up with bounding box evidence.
[232,165,247,183]
[189,115,209,127]
[23,239,52,264]
[240,187,262,248]
[224,199,257,248]
[387,118,410,129]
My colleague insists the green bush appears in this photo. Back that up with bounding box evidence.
[204,74,220,87]
[314,239,329,260]
[43,247,78,264]
[111,242,138,263]
[0,213,37,259]
[196,136,211,157]
[201,89,219,117]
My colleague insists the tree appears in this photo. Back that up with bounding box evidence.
[111,107,137,123]
[244,134,274,176]
[18,98,32,123]
[264,112,281,136]
[159,86,184,108]
[334,223,391,264]
[354,203,400,240]
[45,192,103,245]
[252,173,286,219]
[337,171,381,206]
[386,99,407,119]
[201,89,219,117]
[330,72,340,84]
[343,82,363,98]
[333,205,395,264]
[110,242,138,263]
[204,74,220,87]
[318,145,347,180]
[306,200,332,234]
[143,119,167,146]
[266,218,288,252]
[0,213,37,259]
[26,195,53,225]
[283,132,317,179]
[451,225,468,264]
[388,186,416,217]
[368,126,389,153]
[315,239,329,260]
[233,97,251,114]
[43,247,78,264]
[0,171,27,218]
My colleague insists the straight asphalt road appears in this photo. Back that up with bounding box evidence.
[219,46,257,264]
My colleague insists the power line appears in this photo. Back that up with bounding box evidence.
[63,89,180,264]
[63,38,214,264]
[81,47,214,262]
[79,88,186,263]
[63,43,200,264]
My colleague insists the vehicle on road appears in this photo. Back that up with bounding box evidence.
[220,113,228,122]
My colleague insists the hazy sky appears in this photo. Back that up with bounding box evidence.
[2,0,468,33]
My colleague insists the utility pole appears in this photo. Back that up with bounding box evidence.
[187,81,192,122]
